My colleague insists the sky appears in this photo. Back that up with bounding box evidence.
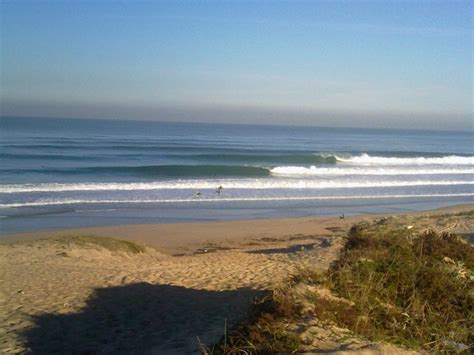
[1,0,472,130]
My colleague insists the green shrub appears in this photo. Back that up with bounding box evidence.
[319,224,473,352]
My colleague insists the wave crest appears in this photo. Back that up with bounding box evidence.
[270,166,474,176]
[336,154,473,165]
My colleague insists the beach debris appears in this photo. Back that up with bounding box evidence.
[194,248,217,255]
[247,242,318,255]
[319,238,332,248]
[17,290,24,294]
[339,213,345,219]
[407,225,413,230]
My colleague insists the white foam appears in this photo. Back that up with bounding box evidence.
[336,154,473,165]
[1,193,473,208]
[1,179,473,193]
[270,166,474,176]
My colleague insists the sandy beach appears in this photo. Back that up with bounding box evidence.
[1,204,473,354]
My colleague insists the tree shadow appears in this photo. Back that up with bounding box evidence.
[20,283,260,354]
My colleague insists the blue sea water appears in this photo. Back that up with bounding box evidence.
[0,116,473,233]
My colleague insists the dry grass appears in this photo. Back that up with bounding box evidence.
[207,287,301,354]
[312,222,474,353]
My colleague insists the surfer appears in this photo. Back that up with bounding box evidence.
[195,192,202,198]
[216,185,223,195]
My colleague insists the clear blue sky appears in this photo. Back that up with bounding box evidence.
[1,0,472,130]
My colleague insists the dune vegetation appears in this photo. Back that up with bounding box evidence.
[44,235,146,255]
[211,219,474,354]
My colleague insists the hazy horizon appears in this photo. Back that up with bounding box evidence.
[1,1,472,131]
[1,108,472,133]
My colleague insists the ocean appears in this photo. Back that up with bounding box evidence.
[1,116,472,233]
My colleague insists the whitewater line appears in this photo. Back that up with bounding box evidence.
[1,193,473,208]
[1,180,473,193]
[269,167,474,176]
[336,154,473,165]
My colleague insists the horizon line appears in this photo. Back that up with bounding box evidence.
[1,115,472,135]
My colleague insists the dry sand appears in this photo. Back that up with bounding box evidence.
[0,204,472,354]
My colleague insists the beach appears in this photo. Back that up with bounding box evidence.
[1,204,472,353]
[2,1,473,353]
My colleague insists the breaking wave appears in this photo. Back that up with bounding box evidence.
[1,193,473,208]
[337,154,473,165]
[270,166,474,176]
[1,179,473,193]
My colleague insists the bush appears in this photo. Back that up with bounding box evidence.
[319,224,473,352]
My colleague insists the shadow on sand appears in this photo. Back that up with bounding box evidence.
[20,283,259,354]
[247,239,332,255]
